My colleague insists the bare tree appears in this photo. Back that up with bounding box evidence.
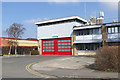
[6,23,25,55]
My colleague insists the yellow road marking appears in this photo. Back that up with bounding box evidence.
[25,62,57,78]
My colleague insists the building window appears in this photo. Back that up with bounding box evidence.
[107,27,120,34]
[108,42,120,46]
[108,28,111,33]
[111,27,114,33]
[89,29,93,35]
[76,43,101,51]
[115,27,118,33]
[118,27,120,33]
[76,28,102,36]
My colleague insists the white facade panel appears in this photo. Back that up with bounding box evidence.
[74,25,101,30]
[37,22,83,39]
[108,33,120,39]
[76,35,102,40]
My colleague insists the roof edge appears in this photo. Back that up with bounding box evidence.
[35,16,88,25]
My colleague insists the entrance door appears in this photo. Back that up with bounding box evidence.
[42,38,71,55]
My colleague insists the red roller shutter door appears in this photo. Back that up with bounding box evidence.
[42,38,71,55]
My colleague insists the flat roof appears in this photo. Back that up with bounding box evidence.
[35,16,88,25]
[104,22,120,27]
[0,37,38,41]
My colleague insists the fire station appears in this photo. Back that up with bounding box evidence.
[35,14,120,56]
[35,16,88,55]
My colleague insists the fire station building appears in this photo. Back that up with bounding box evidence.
[35,16,120,56]
[35,16,88,55]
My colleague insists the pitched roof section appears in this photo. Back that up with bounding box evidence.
[35,16,88,25]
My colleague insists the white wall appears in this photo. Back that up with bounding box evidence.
[37,22,83,39]
[76,35,102,40]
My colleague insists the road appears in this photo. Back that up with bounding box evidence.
[2,55,118,79]
[2,55,62,78]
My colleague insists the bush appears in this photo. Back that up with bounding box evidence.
[95,46,120,72]
[31,50,39,55]
[2,46,10,55]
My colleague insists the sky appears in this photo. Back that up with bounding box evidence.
[2,1,119,39]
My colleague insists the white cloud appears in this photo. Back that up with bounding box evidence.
[23,17,49,24]
[100,2,118,11]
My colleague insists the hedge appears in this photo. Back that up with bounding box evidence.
[31,50,39,55]
[95,46,120,72]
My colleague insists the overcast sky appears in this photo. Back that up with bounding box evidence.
[2,1,119,39]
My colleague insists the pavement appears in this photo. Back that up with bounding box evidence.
[31,56,118,78]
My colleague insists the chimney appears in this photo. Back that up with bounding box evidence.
[90,11,104,25]
[112,19,116,23]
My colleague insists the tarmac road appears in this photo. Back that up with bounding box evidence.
[2,55,119,79]
[2,55,63,78]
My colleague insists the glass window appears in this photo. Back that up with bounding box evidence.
[115,27,118,33]
[96,29,99,34]
[112,27,114,33]
[65,49,67,51]
[76,31,79,36]
[52,47,54,48]
[78,30,81,35]
[68,40,71,42]
[83,30,86,35]
[76,43,100,50]
[68,43,71,45]
[89,29,93,35]
[81,30,83,35]
[68,49,71,51]
[65,40,67,42]
[119,27,120,33]
[108,28,111,33]
[99,28,102,34]
[93,29,96,34]
[86,29,89,35]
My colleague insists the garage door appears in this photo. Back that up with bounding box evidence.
[42,38,71,55]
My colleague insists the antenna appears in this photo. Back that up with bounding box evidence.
[84,2,86,19]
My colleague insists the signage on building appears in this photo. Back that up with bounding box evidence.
[52,36,58,38]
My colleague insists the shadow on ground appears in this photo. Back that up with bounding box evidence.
[85,64,96,70]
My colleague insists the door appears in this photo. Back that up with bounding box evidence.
[42,38,71,55]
